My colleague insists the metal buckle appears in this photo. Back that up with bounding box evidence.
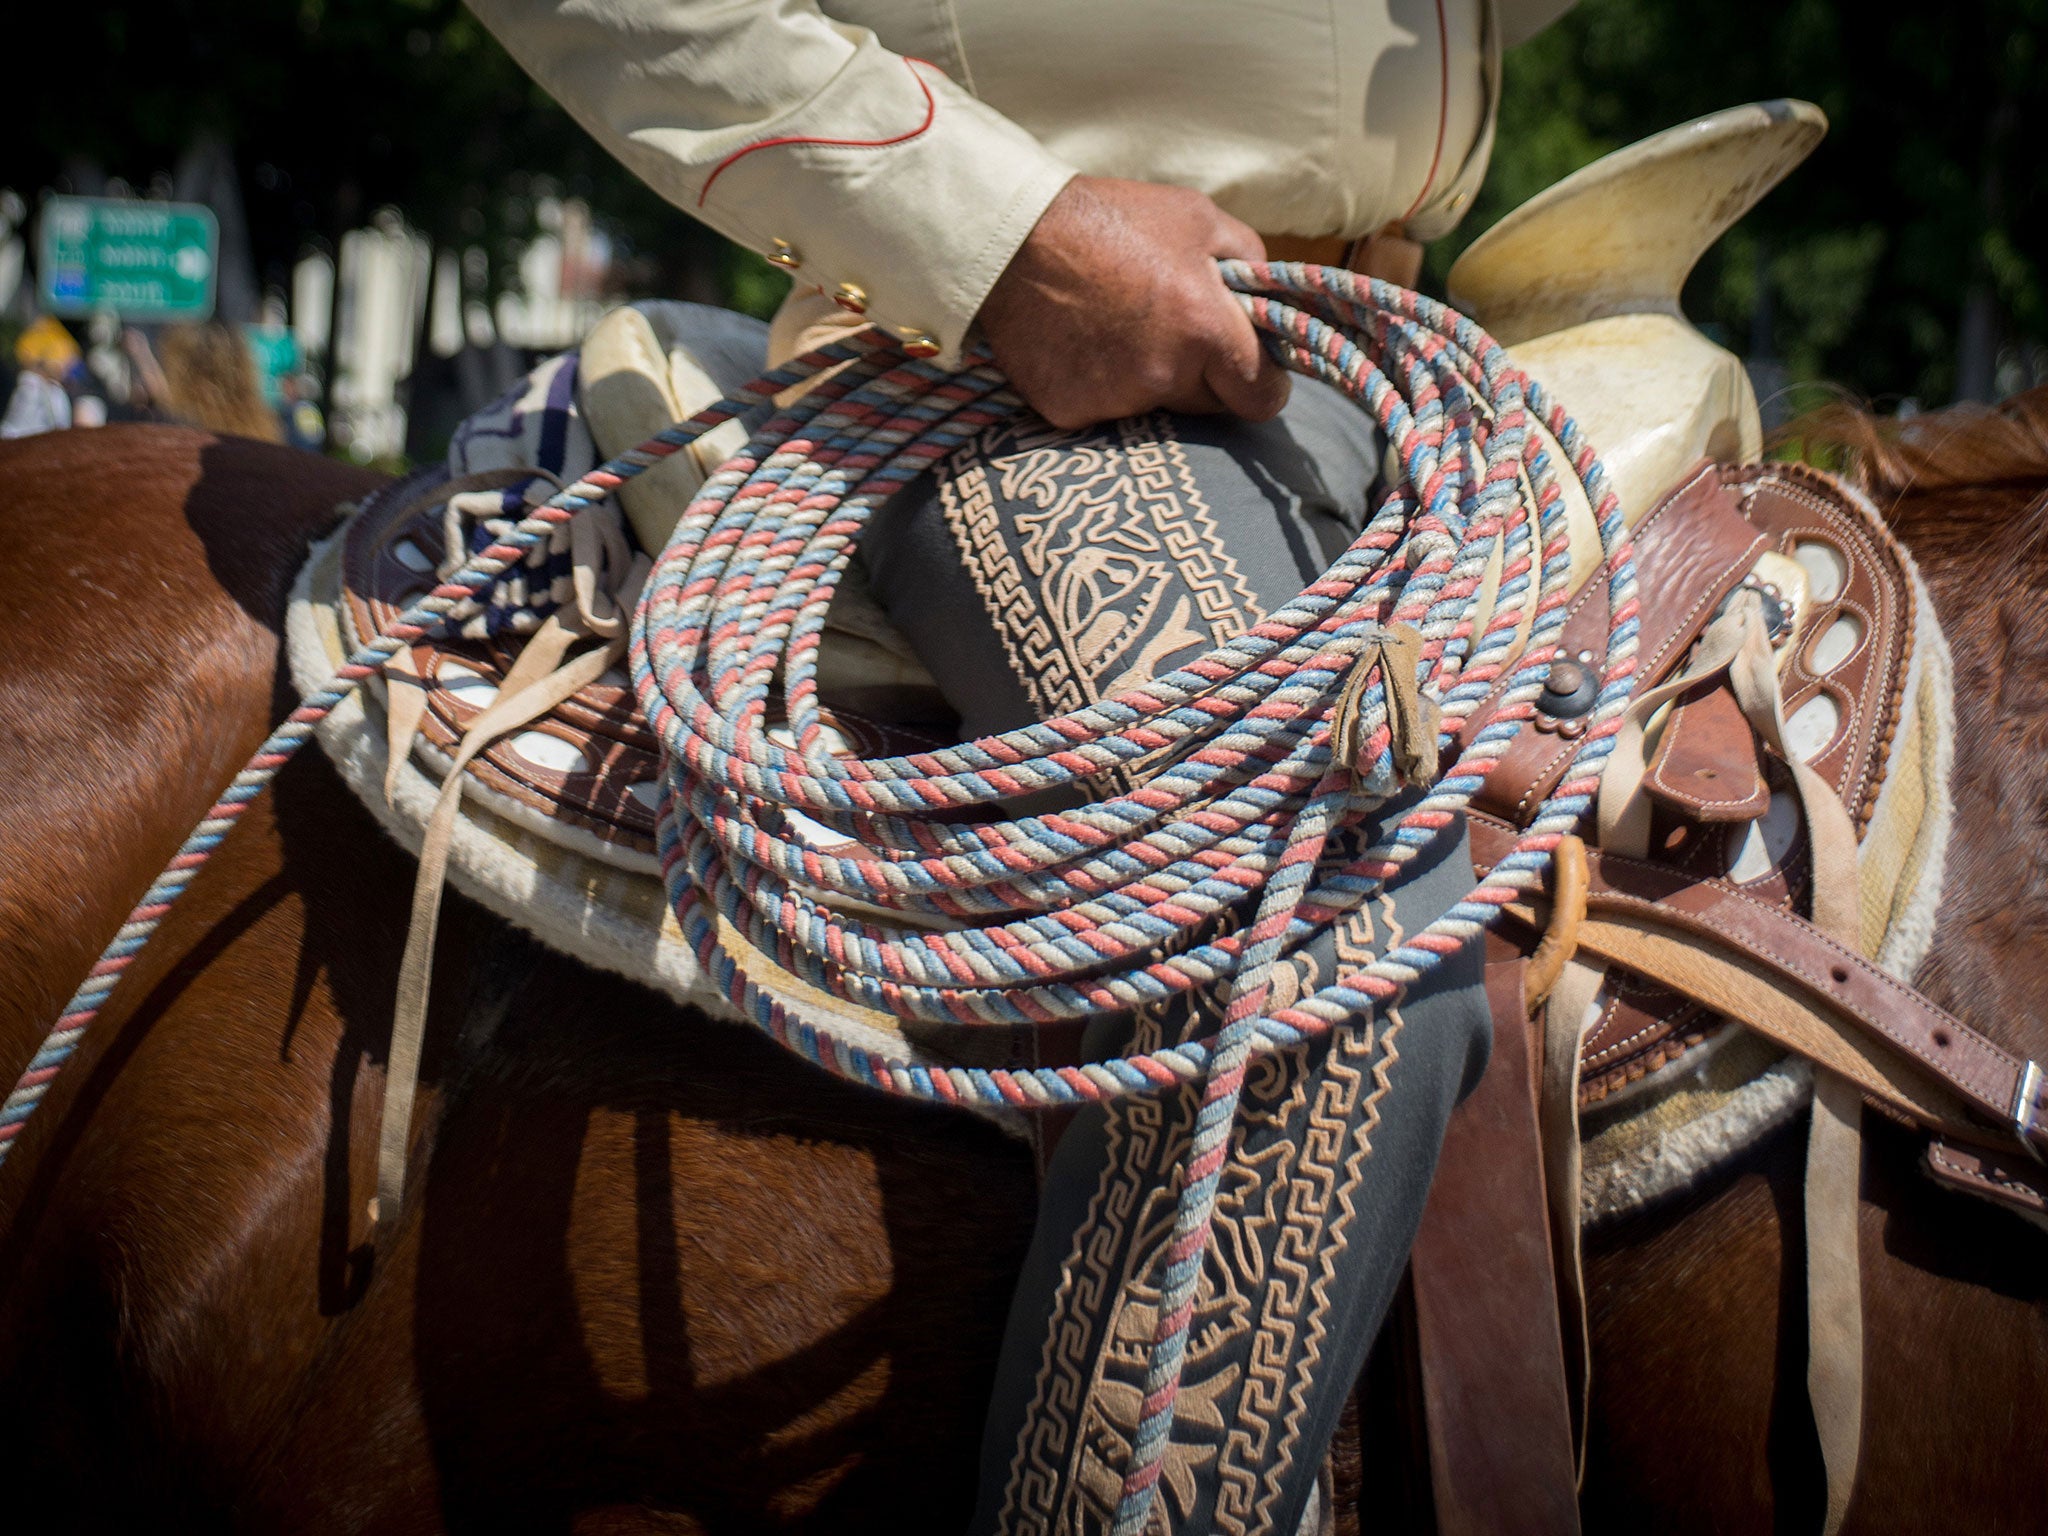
[2015,1059,2046,1163]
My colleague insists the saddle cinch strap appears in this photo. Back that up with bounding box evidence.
[1605,585,1869,1536]
[1425,704,2045,1536]
[374,482,650,1229]
[1490,840,2048,1160]
[1500,806,2046,1532]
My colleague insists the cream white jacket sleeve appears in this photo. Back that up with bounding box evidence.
[467,0,1078,363]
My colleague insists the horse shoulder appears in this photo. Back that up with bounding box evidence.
[0,426,381,1065]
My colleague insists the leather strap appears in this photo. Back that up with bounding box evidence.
[1805,1067,1865,1536]
[1922,1133,2048,1228]
[1541,955,1604,1475]
[1333,622,1439,789]
[370,503,651,1232]
[1523,834,1590,1014]
[1471,463,1767,826]
[375,614,630,1230]
[1585,864,2030,1135]
[1410,932,1582,1536]
[1473,820,2048,1160]
[1594,598,1767,859]
[1710,596,1867,1535]
[1643,678,1770,822]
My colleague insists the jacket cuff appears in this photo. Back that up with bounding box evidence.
[694,55,1075,365]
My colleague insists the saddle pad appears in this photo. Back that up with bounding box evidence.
[289,482,1027,1091]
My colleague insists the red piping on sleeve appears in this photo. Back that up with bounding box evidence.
[698,57,940,207]
[1399,0,1452,223]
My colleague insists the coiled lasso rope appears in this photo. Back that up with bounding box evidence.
[635,261,1636,1530]
[2,262,1634,1534]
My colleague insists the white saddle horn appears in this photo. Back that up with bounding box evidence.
[1446,100,1826,608]
[1448,98,1827,347]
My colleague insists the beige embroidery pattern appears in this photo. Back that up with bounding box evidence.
[936,415,1413,1534]
[995,900,1406,1536]
[938,416,1262,720]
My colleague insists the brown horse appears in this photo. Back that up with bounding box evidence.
[0,400,2043,1531]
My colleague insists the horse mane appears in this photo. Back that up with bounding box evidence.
[1771,384,2048,498]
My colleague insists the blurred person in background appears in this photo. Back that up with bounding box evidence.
[121,328,171,422]
[155,321,283,442]
[278,370,325,451]
[82,312,161,423]
[85,313,132,407]
[2,316,81,439]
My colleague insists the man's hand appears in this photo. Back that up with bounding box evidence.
[976,175,1291,431]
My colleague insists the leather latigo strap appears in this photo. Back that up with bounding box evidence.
[1472,817,2048,1166]
[1922,1135,2048,1224]
[1410,934,1582,1536]
[1467,463,1774,1102]
[1642,678,1770,822]
[1473,460,1929,1105]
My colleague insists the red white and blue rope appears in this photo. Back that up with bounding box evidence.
[3,263,1633,1533]
[629,263,1635,1528]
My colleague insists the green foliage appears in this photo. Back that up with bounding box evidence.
[722,248,794,324]
[1433,0,2048,404]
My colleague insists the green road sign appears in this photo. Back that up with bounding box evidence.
[37,196,219,321]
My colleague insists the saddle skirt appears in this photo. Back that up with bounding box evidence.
[1484,466,1948,1049]
[1468,456,1957,1222]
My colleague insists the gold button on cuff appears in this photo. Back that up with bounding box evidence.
[832,282,868,314]
[901,334,940,358]
[765,239,801,271]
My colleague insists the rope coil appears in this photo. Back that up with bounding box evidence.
[632,262,1635,1525]
[1,262,1633,1534]
[639,264,1634,1101]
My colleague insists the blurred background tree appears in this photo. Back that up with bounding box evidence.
[15,0,2045,412]
[16,0,787,318]
[1432,0,2047,409]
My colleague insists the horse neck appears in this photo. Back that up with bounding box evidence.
[1892,469,2048,1071]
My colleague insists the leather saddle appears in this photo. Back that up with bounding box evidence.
[340,469,950,864]
[342,435,2048,1535]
